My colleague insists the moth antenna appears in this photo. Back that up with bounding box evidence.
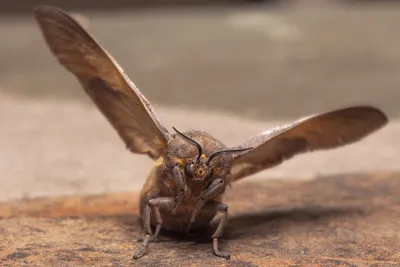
[172,127,203,161]
[207,147,253,165]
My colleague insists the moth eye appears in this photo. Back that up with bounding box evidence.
[184,164,193,178]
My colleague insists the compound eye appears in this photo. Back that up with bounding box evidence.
[185,163,193,178]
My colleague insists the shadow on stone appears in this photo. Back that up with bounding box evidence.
[224,205,365,239]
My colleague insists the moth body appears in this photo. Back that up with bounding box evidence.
[140,130,230,233]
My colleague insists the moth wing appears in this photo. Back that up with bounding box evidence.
[230,106,388,182]
[34,6,171,160]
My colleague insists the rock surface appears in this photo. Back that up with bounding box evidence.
[1,172,399,266]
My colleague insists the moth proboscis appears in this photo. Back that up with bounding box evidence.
[33,5,389,260]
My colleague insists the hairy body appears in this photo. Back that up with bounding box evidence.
[140,130,228,233]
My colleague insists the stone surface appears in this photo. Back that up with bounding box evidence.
[1,171,399,266]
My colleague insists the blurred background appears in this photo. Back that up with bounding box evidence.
[0,0,399,201]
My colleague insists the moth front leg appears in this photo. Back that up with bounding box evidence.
[133,197,175,260]
[185,177,230,260]
[170,164,190,214]
[186,178,225,235]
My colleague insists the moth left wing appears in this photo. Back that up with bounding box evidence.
[230,106,388,182]
[33,6,171,160]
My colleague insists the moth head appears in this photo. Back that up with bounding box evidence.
[173,127,252,183]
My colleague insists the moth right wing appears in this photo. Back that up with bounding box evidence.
[33,5,171,160]
[230,106,388,182]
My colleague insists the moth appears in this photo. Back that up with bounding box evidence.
[33,5,388,260]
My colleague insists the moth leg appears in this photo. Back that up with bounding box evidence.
[210,201,230,260]
[185,178,225,235]
[170,165,189,214]
[133,197,175,260]
[188,200,230,259]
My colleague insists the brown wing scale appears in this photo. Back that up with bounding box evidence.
[34,5,170,160]
[231,106,388,182]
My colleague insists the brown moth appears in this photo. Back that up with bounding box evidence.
[33,5,388,260]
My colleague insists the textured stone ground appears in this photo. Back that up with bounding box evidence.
[1,172,399,267]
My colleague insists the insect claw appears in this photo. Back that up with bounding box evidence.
[214,251,231,260]
[213,238,230,260]
[133,234,151,260]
